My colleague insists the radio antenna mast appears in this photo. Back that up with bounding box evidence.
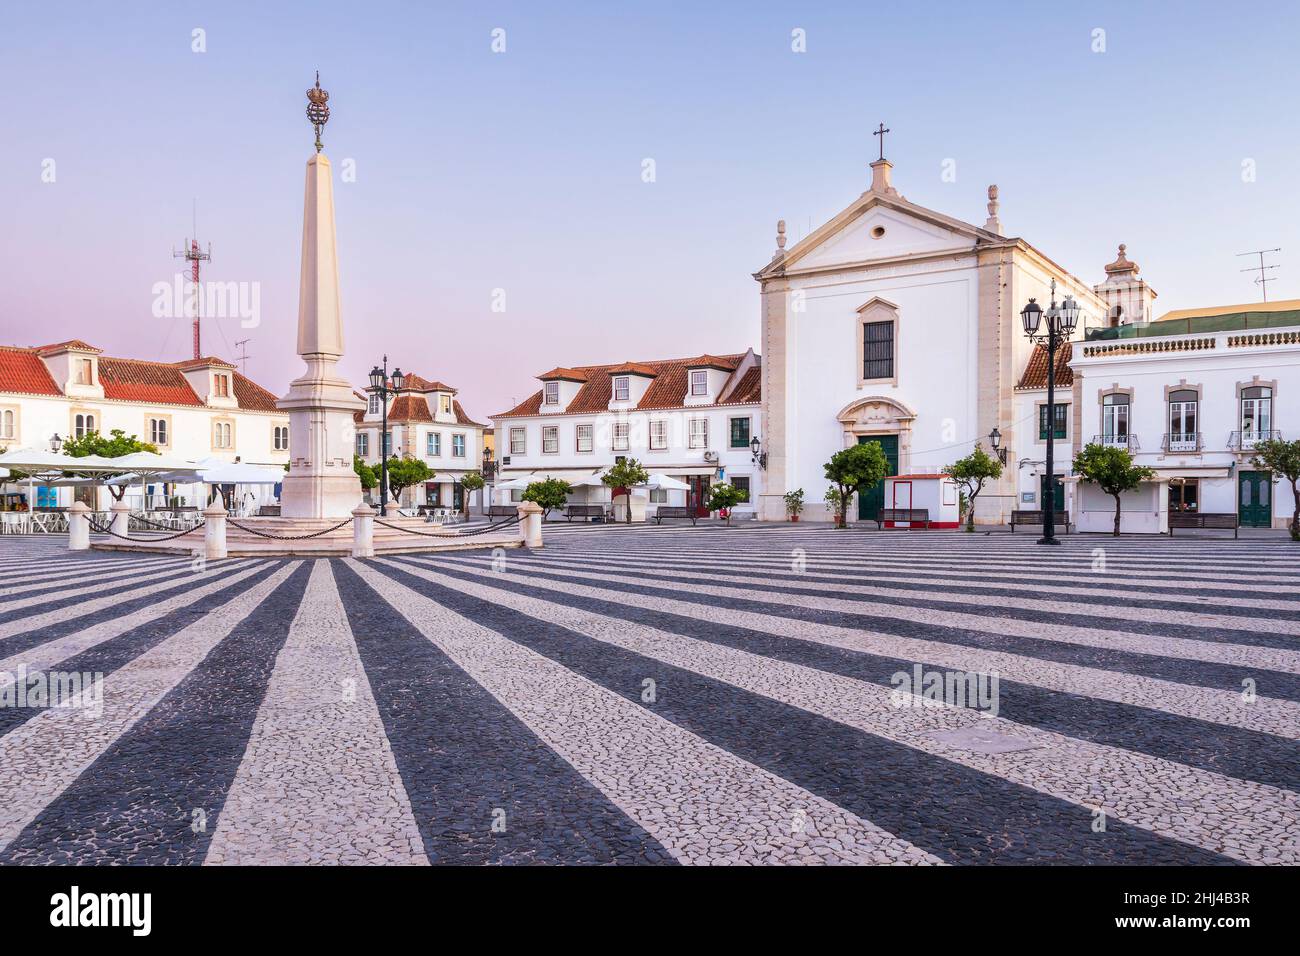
[234,339,252,376]
[173,200,212,359]
[1237,248,1281,302]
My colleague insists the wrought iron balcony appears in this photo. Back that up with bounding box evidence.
[1092,434,1140,450]
[1162,432,1202,453]
[1228,429,1281,451]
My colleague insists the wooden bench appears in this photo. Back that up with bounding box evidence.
[488,505,518,520]
[875,508,931,529]
[653,506,698,526]
[564,505,606,522]
[1010,510,1071,534]
[1169,512,1238,538]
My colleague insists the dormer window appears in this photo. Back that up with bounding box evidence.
[613,376,630,402]
[544,382,560,406]
[690,370,708,396]
[214,373,230,398]
[75,358,94,386]
[368,393,382,415]
[440,394,452,414]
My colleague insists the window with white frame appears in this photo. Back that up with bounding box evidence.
[649,488,668,503]
[452,433,466,457]
[75,358,94,385]
[576,423,593,453]
[689,369,707,396]
[356,432,369,457]
[440,394,452,415]
[368,393,382,415]
[649,420,667,450]
[613,376,630,402]
[74,412,96,438]
[510,427,525,455]
[273,425,289,451]
[542,426,559,454]
[427,432,441,456]
[1241,386,1273,443]
[688,418,708,449]
[0,409,14,441]
[1101,394,1129,443]
[543,382,560,406]
[612,421,629,450]
[149,417,169,446]
[212,421,233,449]
[1167,389,1198,451]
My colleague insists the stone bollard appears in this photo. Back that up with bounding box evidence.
[203,501,228,560]
[352,503,376,558]
[68,501,91,551]
[517,500,544,549]
[110,499,131,538]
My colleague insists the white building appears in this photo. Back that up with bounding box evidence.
[754,155,1108,524]
[492,350,763,519]
[1067,300,1300,532]
[352,374,489,513]
[0,339,288,510]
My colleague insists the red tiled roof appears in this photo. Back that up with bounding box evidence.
[99,357,203,406]
[401,373,456,393]
[537,367,590,382]
[495,352,759,418]
[719,366,761,405]
[175,356,237,370]
[0,347,62,396]
[606,362,657,377]
[1016,342,1074,390]
[37,339,102,355]
[683,354,740,372]
[388,395,434,422]
[232,372,280,412]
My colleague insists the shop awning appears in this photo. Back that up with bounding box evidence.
[1149,466,1233,479]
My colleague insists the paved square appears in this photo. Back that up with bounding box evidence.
[0,525,1296,865]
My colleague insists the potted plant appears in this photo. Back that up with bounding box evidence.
[784,488,805,522]
[824,487,847,527]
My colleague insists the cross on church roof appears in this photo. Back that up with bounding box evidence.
[873,122,890,161]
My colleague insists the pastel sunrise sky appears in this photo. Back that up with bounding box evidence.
[2,0,1298,421]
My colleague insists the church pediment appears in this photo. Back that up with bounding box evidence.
[837,395,917,429]
[793,202,974,272]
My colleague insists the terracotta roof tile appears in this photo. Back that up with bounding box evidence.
[1016,341,1074,390]
[387,395,434,422]
[537,367,590,382]
[175,356,237,370]
[232,372,280,412]
[402,373,457,393]
[683,354,740,372]
[0,347,61,396]
[606,362,657,377]
[719,366,761,405]
[37,339,102,355]
[495,352,759,418]
[98,357,203,406]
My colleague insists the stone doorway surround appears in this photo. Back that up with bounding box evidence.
[835,396,916,519]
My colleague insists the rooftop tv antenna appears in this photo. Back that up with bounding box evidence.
[173,200,212,359]
[1237,248,1281,302]
[234,339,252,376]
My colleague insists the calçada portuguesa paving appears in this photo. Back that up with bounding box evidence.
[0,523,1295,865]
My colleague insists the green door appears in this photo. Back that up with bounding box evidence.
[1040,474,1065,512]
[1238,471,1272,528]
[857,435,899,521]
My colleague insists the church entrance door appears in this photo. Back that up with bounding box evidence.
[857,434,898,521]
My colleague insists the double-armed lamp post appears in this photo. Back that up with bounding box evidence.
[368,356,405,517]
[1020,279,1081,545]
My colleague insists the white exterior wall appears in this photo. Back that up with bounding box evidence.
[1010,385,1077,518]
[353,397,485,512]
[495,403,763,516]
[1069,329,1300,531]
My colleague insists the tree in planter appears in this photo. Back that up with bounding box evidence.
[522,477,573,519]
[1072,443,1155,537]
[707,482,747,525]
[824,486,848,525]
[602,458,650,524]
[63,429,159,501]
[1252,438,1300,540]
[783,488,805,522]
[823,441,889,528]
[945,443,1003,532]
[384,456,432,509]
[460,472,487,517]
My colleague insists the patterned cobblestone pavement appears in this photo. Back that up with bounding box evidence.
[0,526,1296,865]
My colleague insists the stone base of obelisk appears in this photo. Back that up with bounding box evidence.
[278,471,364,520]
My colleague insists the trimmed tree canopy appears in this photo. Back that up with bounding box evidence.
[823,441,889,526]
[522,477,572,516]
[1072,442,1155,537]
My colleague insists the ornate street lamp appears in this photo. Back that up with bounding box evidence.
[49,433,63,454]
[1020,278,1080,545]
[368,356,404,516]
[749,435,767,470]
[988,427,1007,466]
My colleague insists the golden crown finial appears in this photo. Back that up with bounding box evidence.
[306,71,331,153]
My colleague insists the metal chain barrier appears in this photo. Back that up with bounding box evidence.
[88,518,206,543]
[131,513,201,532]
[226,517,353,540]
[374,514,522,538]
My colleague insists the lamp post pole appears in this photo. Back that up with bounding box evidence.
[1020,279,1080,546]
[369,357,406,518]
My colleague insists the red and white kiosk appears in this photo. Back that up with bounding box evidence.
[881,474,961,529]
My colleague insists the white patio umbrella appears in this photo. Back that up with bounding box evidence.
[495,475,533,491]
[199,462,285,484]
[646,473,691,491]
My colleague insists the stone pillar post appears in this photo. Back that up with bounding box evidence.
[110,499,131,537]
[68,501,91,551]
[517,500,543,549]
[352,503,375,558]
[203,501,228,560]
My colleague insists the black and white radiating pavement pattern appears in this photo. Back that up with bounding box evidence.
[0,527,1296,865]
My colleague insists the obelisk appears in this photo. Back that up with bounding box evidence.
[277,73,365,519]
